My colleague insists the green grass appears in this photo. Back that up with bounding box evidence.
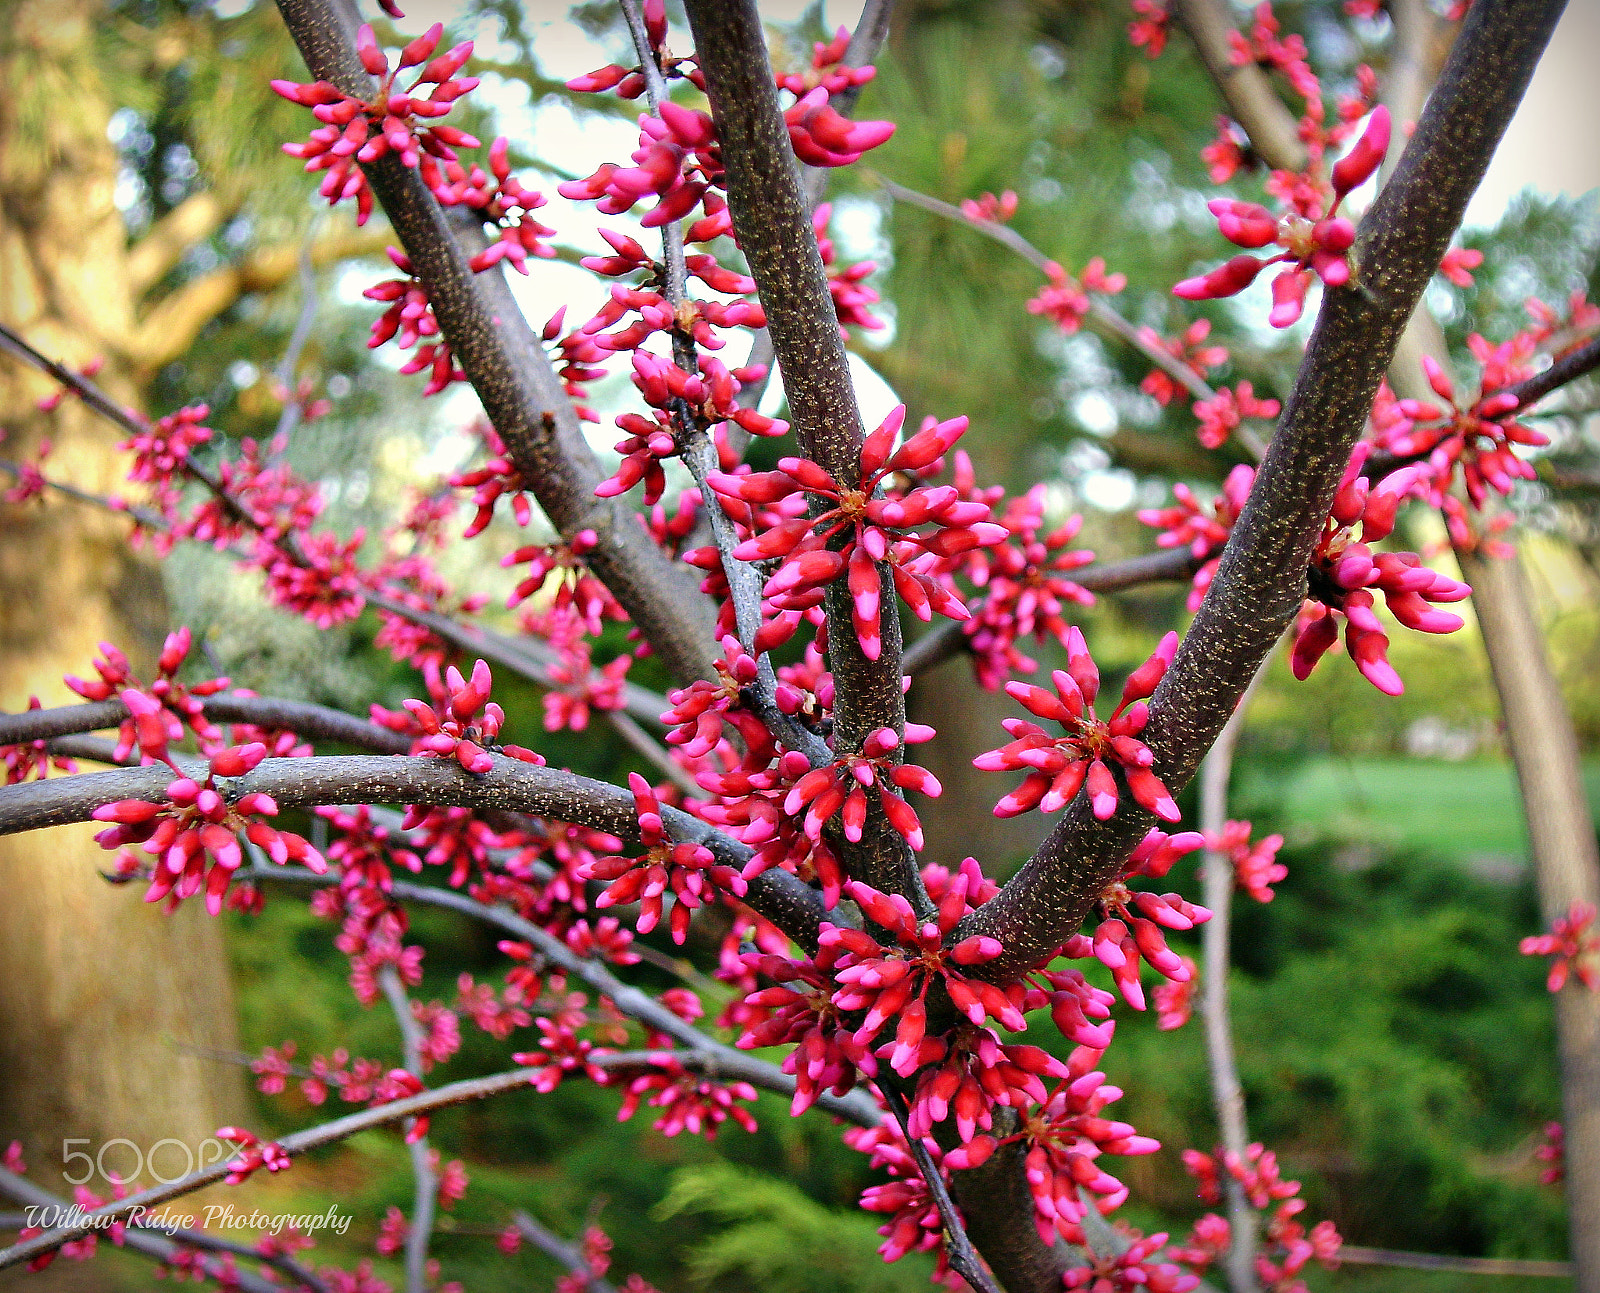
[1244,758,1600,865]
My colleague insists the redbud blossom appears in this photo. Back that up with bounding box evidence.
[783,725,940,851]
[580,774,747,944]
[1207,820,1287,902]
[274,24,481,227]
[975,629,1182,822]
[1291,450,1470,695]
[821,877,1020,1075]
[1520,901,1600,993]
[1138,464,1254,611]
[93,744,326,914]
[708,405,1007,658]
[402,660,538,773]
[1175,108,1390,327]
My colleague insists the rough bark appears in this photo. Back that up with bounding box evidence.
[0,0,244,1211]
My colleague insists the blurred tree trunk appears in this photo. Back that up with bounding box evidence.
[0,0,245,1203]
[1458,549,1600,1292]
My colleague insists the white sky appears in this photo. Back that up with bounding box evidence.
[1464,0,1600,228]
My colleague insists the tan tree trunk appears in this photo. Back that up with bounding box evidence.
[0,0,244,1206]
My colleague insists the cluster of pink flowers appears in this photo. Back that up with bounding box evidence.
[1138,464,1254,611]
[1179,1145,1342,1291]
[710,405,1006,659]
[960,483,1096,687]
[92,742,326,913]
[401,659,544,772]
[1520,901,1600,993]
[1192,381,1280,450]
[1208,820,1287,902]
[975,629,1181,822]
[1177,107,1388,327]
[2,697,76,783]
[1291,448,1471,695]
[1027,258,1127,335]
[273,23,480,226]
[580,774,748,943]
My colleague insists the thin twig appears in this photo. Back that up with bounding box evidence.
[511,1211,617,1293]
[1197,659,1271,1293]
[0,1068,542,1271]
[880,1086,1002,1293]
[0,322,686,771]
[378,967,436,1293]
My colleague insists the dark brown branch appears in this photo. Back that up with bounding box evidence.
[902,547,1210,676]
[685,0,926,910]
[274,0,718,687]
[0,695,413,755]
[959,0,1566,980]
[0,753,829,948]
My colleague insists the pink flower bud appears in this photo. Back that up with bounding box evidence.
[1332,105,1390,195]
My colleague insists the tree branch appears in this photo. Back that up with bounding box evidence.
[880,1087,1003,1293]
[684,0,926,909]
[511,1211,616,1293]
[0,752,831,946]
[958,0,1566,980]
[0,694,413,755]
[274,0,719,688]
